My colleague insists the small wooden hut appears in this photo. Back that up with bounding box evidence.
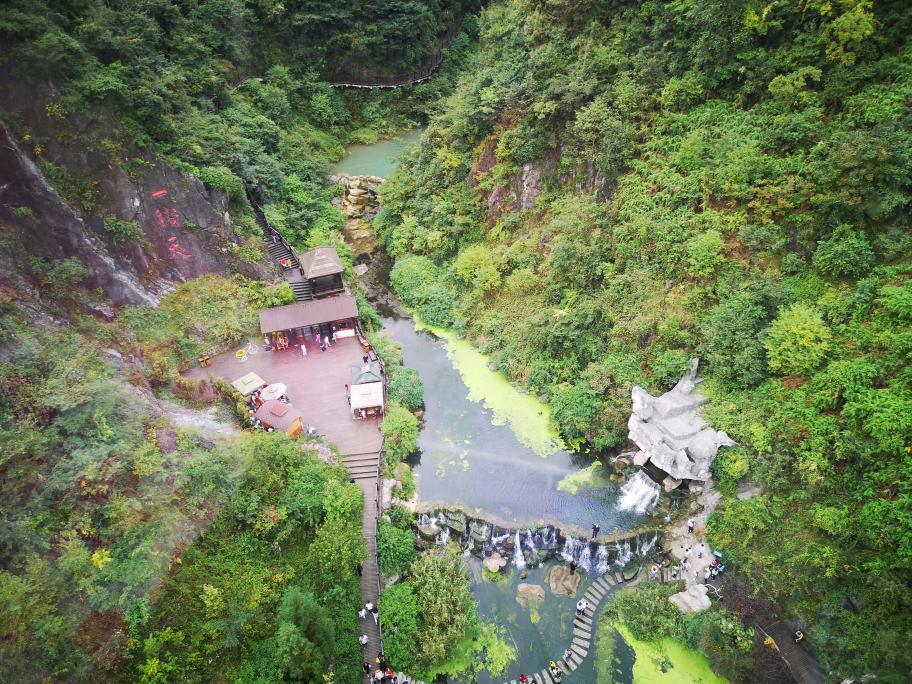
[254,399,305,438]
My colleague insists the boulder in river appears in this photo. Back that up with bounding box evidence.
[516,583,546,611]
[627,358,735,487]
[483,552,507,573]
[545,564,581,596]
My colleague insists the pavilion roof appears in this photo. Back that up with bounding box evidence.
[259,294,358,333]
[298,247,344,279]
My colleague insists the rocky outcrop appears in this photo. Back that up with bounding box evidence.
[546,564,581,596]
[331,174,382,256]
[0,77,269,307]
[627,358,735,489]
[669,583,712,613]
[483,552,507,573]
[516,582,545,610]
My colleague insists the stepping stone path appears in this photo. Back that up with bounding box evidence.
[495,569,623,684]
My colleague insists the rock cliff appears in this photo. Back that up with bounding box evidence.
[0,77,269,307]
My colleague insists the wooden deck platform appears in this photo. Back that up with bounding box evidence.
[188,336,383,456]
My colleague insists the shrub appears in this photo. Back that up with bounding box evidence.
[455,244,501,293]
[651,349,691,389]
[104,216,143,245]
[377,521,417,576]
[813,225,875,278]
[382,401,419,465]
[699,292,769,388]
[378,582,420,671]
[388,365,424,411]
[764,303,832,376]
[686,230,726,277]
[197,165,244,201]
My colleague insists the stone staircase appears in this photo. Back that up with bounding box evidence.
[343,452,381,482]
[246,186,313,302]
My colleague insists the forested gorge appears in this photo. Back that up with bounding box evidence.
[0,0,911,682]
[377,0,912,680]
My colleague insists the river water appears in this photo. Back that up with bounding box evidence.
[332,128,424,178]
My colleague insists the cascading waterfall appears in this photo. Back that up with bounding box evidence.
[437,525,450,545]
[513,530,526,569]
[578,543,593,572]
[617,471,661,513]
[560,536,581,562]
[639,532,658,556]
[525,529,538,554]
[594,544,610,575]
[615,539,632,566]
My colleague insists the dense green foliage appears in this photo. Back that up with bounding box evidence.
[605,582,754,682]
[387,365,425,412]
[377,0,912,678]
[381,400,421,467]
[135,432,364,683]
[377,510,418,577]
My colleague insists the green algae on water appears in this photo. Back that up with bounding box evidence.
[614,624,726,683]
[557,461,612,494]
[414,318,564,456]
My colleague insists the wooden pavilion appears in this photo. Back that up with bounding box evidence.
[259,293,359,344]
[298,247,345,298]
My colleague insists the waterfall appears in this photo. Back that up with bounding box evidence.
[560,536,580,562]
[513,530,526,569]
[617,471,661,513]
[418,513,431,527]
[639,532,658,556]
[594,544,610,575]
[615,539,632,566]
[578,543,593,572]
[464,539,472,556]
[437,526,450,545]
[525,529,538,553]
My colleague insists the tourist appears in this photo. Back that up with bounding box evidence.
[300,342,307,357]
[549,660,563,681]
[365,601,374,612]
[359,633,368,646]
[270,227,279,244]
[385,667,393,678]
[320,339,326,352]
[704,568,711,582]
[591,523,600,539]
[363,354,369,364]
[794,630,804,644]
[569,559,577,573]
[363,662,371,675]
[357,563,363,576]
[576,598,589,615]
[650,565,658,580]
[698,542,705,559]
[371,605,379,624]
[518,674,529,683]
[671,565,678,579]
[688,518,695,534]
[358,607,367,620]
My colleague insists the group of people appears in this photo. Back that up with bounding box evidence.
[362,650,407,684]
[517,661,563,683]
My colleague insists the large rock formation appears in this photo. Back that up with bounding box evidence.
[0,77,269,307]
[628,358,735,489]
[669,583,712,613]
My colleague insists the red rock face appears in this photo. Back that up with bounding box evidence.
[0,76,270,306]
